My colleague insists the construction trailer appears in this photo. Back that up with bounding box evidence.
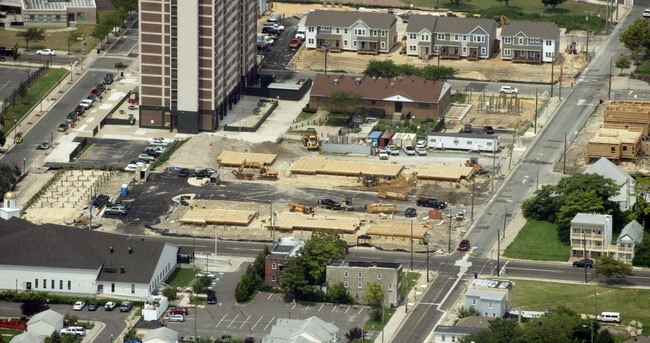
[391,133,405,147]
[379,131,395,147]
[587,128,642,161]
[603,101,650,136]
[368,131,382,147]
[427,132,499,152]
[401,133,417,147]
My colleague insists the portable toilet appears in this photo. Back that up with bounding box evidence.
[379,131,395,147]
[367,131,382,147]
[120,184,128,196]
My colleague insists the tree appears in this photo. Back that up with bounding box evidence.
[363,282,383,308]
[244,338,255,343]
[193,275,212,294]
[449,0,470,7]
[632,232,650,267]
[0,129,5,148]
[162,287,177,301]
[595,328,616,343]
[420,65,458,81]
[363,59,401,78]
[0,163,21,196]
[363,59,458,81]
[327,282,353,304]
[63,313,79,326]
[123,326,137,341]
[460,318,522,343]
[12,42,20,62]
[18,82,27,103]
[496,0,512,7]
[614,54,632,74]
[593,255,634,282]
[556,190,606,242]
[115,62,126,77]
[345,327,363,343]
[541,0,567,10]
[67,30,84,55]
[619,18,650,64]
[20,299,49,316]
[50,330,62,343]
[321,91,364,115]
[16,28,45,51]
[457,306,481,319]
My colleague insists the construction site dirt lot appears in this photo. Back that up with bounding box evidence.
[273,3,587,83]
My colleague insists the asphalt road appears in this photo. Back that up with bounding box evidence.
[392,7,649,343]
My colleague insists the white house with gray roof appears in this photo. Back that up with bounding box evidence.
[571,214,644,263]
[143,327,178,343]
[262,316,338,343]
[304,10,397,54]
[26,310,63,337]
[9,332,44,343]
[405,15,496,60]
[464,279,514,318]
[500,20,560,63]
[615,220,644,263]
[584,157,636,210]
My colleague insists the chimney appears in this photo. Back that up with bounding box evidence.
[120,266,125,273]
[356,78,361,85]
[109,246,113,253]
[333,79,339,85]
[128,246,133,254]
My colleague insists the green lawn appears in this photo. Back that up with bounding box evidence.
[504,219,570,261]
[71,143,93,162]
[511,279,650,327]
[2,68,68,134]
[402,272,421,298]
[363,307,396,331]
[165,268,200,288]
[297,111,315,121]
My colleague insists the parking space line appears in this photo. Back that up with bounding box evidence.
[331,306,337,312]
[228,314,239,328]
[239,315,251,329]
[292,304,296,310]
[263,316,275,331]
[251,316,263,331]
[305,304,310,310]
[216,314,227,327]
[267,294,273,300]
[345,306,350,314]
[357,308,363,315]
[318,304,324,312]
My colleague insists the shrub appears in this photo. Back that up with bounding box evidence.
[302,106,317,114]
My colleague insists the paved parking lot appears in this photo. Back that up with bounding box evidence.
[0,67,32,103]
[260,16,301,70]
[75,138,150,169]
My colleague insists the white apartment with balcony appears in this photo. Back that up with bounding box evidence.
[570,214,644,263]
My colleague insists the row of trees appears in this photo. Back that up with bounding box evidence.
[363,59,458,81]
[235,246,269,302]
[461,306,615,343]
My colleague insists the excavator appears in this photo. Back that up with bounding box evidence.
[464,157,486,174]
[233,160,278,180]
[493,14,510,27]
[302,129,319,151]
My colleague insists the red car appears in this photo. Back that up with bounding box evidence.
[90,88,101,96]
[289,38,301,49]
[170,307,189,315]
[458,240,471,251]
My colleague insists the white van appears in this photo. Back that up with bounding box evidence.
[597,312,621,323]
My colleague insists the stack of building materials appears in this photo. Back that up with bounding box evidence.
[216,151,277,167]
[415,165,474,181]
[587,128,642,160]
[179,208,259,226]
[291,157,403,177]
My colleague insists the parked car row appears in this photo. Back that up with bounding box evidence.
[60,80,108,133]
[124,139,171,171]
[378,140,428,159]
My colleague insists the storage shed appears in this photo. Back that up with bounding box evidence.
[391,133,405,147]
[402,133,417,147]
[26,310,63,337]
[379,131,395,147]
[367,131,382,147]
[427,132,499,152]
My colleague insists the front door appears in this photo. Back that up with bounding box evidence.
[395,102,403,112]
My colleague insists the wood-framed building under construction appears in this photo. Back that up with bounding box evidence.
[587,128,642,161]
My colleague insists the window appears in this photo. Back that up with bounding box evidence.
[344,40,348,46]
[518,37,524,45]
[546,52,552,58]
[453,34,459,41]
[67,280,71,290]
[358,282,362,288]
[35,279,38,288]
[344,271,349,277]
[472,299,476,305]
[409,45,416,51]
[272,263,277,270]
[452,337,456,343]
[60,280,63,290]
[388,284,392,290]
[272,275,276,281]
[26,282,32,290]
[358,272,362,278]
[344,281,349,287]
[487,142,493,146]
[453,140,459,144]
[409,33,416,40]
[442,335,446,342]
[47,15,52,23]
[335,28,340,33]
[437,33,444,40]
[489,302,493,308]
[131,284,135,294]
[77,12,84,21]
[546,40,552,46]
[504,49,511,56]
[462,46,467,54]
[381,42,385,49]
[355,293,359,299]
[111,283,115,292]
[611,147,616,153]
[308,27,314,32]
[463,35,467,41]
[308,38,314,44]
[38,15,43,22]
[43,279,46,289]
[467,141,472,145]
[371,100,376,105]
[56,15,60,23]
[353,41,357,47]
[51,280,55,289]
[504,37,511,44]
[377,273,382,279]
[381,30,386,37]
[30,15,35,22]
[481,47,486,55]
[344,28,348,34]
[373,30,378,36]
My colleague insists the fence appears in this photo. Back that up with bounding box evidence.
[0,319,27,331]
[223,100,278,132]
[0,65,48,125]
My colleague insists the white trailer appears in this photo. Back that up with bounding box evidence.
[427,132,499,152]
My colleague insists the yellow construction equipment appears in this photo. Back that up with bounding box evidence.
[233,160,278,180]
[464,157,485,174]
[566,42,577,54]
[302,129,319,151]
[290,203,314,214]
[378,189,408,201]
[366,202,397,214]
[499,14,510,27]
[358,173,377,187]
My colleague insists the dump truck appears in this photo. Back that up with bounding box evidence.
[302,129,319,151]
[290,203,314,214]
[367,202,397,214]
[378,189,408,201]
[317,198,353,211]
[416,196,447,209]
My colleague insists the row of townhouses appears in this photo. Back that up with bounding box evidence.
[304,10,560,64]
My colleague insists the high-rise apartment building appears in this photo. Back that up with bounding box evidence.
[138,0,257,133]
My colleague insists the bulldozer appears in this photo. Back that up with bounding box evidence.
[290,203,314,214]
[358,173,377,187]
[465,157,486,174]
[259,165,278,180]
[302,129,319,151]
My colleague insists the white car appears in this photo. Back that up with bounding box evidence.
[73,301,85,311]
[60,327,86,336]
[36,49,56,56]
[403,146,416,156]
[104,302,116,311]
[79,99,93,109]
[499,86,519,94]
[149,137,171,146]
[125,162,147,171]
[643,9,650,17]
[378,150,389,160]
[196,271,215,279]
[169,314,185,322]
[386,145,400,155]
[416,140,427,149]
[415,146,427,155]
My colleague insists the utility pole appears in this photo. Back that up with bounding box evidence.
[605,0,609,35]
[559,58,563,101]
[585,12,591,62]
[509,133,515,171]
[491,137,497,192]
[496,227,501,277]
[608,57,612,100]
[88,204,92,230]
[503,208,507,239]
[270,196,275,243]
[571,52,574,87]
[410,220,413,271]
[535,89,538,134]
[562,132,566,174]
[551,56,555,97]
[426,242,430,283]
[447,212,452,254]
[584,238,588,283]
[471,181,475,221]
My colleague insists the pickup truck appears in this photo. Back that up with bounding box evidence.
[416,196,447,209]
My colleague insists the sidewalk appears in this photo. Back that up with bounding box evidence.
[82,321,105,343]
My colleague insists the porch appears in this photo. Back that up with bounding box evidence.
[316,33,342,52]
[357,36,379,55]
[512,48,542,64]
[438,43,460,59]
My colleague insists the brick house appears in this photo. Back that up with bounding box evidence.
[264,237,306,287]
[309,74,451,120]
